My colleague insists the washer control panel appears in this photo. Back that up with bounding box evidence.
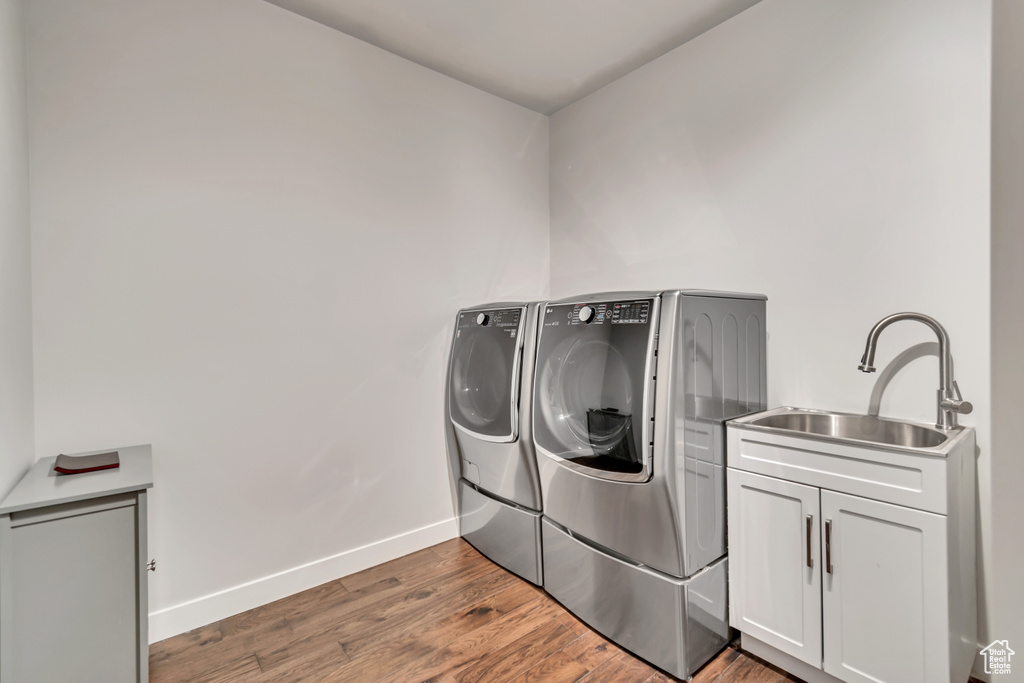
[610,300,650,325]
[562,300,651,326]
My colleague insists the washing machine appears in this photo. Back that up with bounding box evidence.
[447,302,543,585]
[533,290,766,679]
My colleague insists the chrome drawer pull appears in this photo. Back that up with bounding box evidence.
[805,514,813,569]
[825,519,833,575]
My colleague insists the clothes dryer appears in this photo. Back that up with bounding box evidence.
[447,302,543,585]
[533,290,767,679]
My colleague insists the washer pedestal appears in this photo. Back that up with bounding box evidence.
[541,518,728,679]
[459,481,542,585]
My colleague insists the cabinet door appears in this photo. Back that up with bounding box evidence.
[821,490,949,683]
[9,502,139,683]
[727,469,821,667]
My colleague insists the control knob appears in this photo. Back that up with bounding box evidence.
[476,313,489,326]
[579,305,595,323]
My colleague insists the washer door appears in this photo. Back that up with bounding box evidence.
[449,307,525,441]
[533,299,657,482]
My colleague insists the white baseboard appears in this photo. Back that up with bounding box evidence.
[148,517,458,643]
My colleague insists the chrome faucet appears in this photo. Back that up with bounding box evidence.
[858,312,972,430]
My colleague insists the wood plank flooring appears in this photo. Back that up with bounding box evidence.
[149,538,801,682]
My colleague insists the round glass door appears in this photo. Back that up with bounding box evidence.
[449,308,524,441]
[533,299,656,480]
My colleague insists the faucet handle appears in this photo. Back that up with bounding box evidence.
[942,398,973,415]
[941,381,973,415]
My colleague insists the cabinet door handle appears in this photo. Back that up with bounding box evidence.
[825,519,833,575]
[805,514,813,569]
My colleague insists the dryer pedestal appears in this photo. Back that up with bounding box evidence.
[541,518,729,679]
[459,481,542,585]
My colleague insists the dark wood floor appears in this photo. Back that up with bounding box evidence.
[150,538,801,682]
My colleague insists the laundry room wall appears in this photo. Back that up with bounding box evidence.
[0,0,35,501]
[990,0,1024,675]
[26,0,548,640]
[548,0,994,676]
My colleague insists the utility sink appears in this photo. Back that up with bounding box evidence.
[744,408,949,450]
[727,407,975,515]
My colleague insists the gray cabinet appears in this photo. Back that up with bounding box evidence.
[0,445,152,683]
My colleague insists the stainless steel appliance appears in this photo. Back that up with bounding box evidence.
[533,290,767,678]
[447,302,543,585]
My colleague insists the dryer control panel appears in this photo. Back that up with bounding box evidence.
[458,308,521,329]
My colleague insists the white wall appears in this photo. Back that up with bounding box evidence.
[26,0,548,640]
[0,0,35,500]
[990,0,1024,678]
[550,0,993,671]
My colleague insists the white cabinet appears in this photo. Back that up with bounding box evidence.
[728,471,820,667]
[820,490,948,683]
[726,412,976,683]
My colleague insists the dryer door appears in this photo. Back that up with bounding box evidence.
[449,307,525,442]
[533,298,658,482]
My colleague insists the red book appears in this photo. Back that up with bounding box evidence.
[54,451,120,474]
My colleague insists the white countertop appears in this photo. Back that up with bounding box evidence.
[0,444,153,515]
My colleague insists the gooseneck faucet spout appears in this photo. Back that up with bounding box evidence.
[858,312,972,430]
